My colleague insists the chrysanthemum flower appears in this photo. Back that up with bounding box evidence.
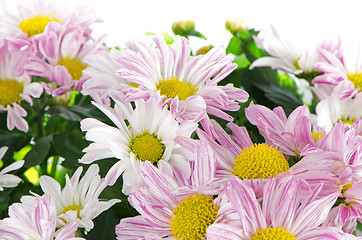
[0,146,24,191]
[300,122,362,232]
[81,51,133,105]
[0,194,83,240]
[245,102,316,157]
[177,118,341,197]
[311,85,362,133]
[80,94,197,194]
[22,164,120,232]
[0,37,43,132]
[0,0,101,40]
[115,148,238,240]
[250,24,342,78]
[313,42,362,100]
[206,175,348,240]
[113,34,249,123]
[25,27,107,97]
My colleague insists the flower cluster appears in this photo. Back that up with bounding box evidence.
[0,0,362,239]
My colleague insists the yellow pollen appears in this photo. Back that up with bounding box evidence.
[251,227,296,240]
[19,14,61,37]
[58,57,87,80]
[312,132,325,143]
[129,133,165,163]
[341,182,352,195]
[60,205,83,219]
[0,79,24,106]
[232,144,289,179]
[347,72,362,90]
[169,194,219,240]
[340,115,356,126]
[156,76,197,101]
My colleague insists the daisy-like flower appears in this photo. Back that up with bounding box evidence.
[206,175,347,240]
[80,94,197,194]
[300,122,362,233]
[250,24,342,80]
[116,143,238,240]
[0,37,43,132]
[0,194,83,240]
[245,101,316,157]
[311,84,362,133]
[0,146,24,191]
[177,117,341,197]
[313,41,362,100]
[81,51,133,105]
[113,34,249,123]
[25,26,107,97]
[21,164,120,232]
[0,0,101,40]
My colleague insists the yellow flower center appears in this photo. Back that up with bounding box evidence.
[169,194,219,240]
[251,227,296,240]
[312,132,325,143]
[0,79,24,106]
[60,205,83,219]
[232,144,289,179]
[340,116,356,126]
[156,76,197,101]
[58,57,87,80]
[347,72,362,90]
[129,133,165,163]
[19,14,61,37]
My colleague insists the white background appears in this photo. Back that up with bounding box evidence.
[3,0,362,50]
[86,0,362,49]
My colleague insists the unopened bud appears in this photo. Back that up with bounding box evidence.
[172,19,195,35]
[225,17,247,35]
[195,45,213,55]
[50,91,73,106]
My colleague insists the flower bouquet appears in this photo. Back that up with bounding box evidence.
[0,1,362,239]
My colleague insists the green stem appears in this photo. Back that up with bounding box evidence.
[50,155,59,178]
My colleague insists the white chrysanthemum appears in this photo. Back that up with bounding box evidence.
[80,94,197,195]
[0,146,24,191]
[81,52,132,104]
[22,164,120,232]
[311,85,362,132]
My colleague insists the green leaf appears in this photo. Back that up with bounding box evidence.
[226,36,242,55]
[233,53,251,69]
[53,133,88,169]
[47,105,99,122]
[182,30,207,40]
[24,135,52,168]
[82,209,119,239]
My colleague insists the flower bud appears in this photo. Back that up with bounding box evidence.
[196,45,213,55]
[225,17,247,35]
[172,19,195,35]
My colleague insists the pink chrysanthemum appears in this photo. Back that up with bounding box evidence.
[113,34,249,123]
[0,37,43,132]
[0,0,101,40]
[177,118,341,197]
[0,194,83,240]
[245,102,316,157]
[25,26,107,97]
[116,143,238,240]
[313,42,362,100]
[80,94,197,195]
[206,175,349,240]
